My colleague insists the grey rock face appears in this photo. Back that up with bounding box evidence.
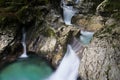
[0,27,16,53]
[79,21,120,80]
[76,0,103,14]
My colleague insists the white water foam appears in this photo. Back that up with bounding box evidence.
[47,45,80,80]
[19,28,28,58]
[80,30,94,44]
[63,6,76,25]
[61,0,77,25]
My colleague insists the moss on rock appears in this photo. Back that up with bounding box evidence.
[42,27,56,37]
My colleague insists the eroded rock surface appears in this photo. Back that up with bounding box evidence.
[79,21,120,80]
[0,27,17,53]
[72,15,104,31]
[0,0,120,78]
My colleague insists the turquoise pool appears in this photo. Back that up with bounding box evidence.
[0,57,53,80]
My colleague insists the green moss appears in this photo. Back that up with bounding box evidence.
[43,27,56,37]
[15,5,29,23]
[105,65,111,80]
[112,12,120,20]
[101,24,116,34]
[104,0,120,12]
[95,23,117,39]
[0,0,5,6]
[0,16,5,22]
[97,0,120,17]
[27,23,56,41]
[0,0,50,24]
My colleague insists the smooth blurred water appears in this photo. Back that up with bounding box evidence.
[0,57,53,80]
[80,30,94,45]
[20,28,28,58]
[61,0,77,25]
[63,6,77,25]
[47,45,80,80]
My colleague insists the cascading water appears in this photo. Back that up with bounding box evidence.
[0,28,53,80]
[61,0,79,25]
[80,30,94,45]
[47,45,80,80]
[53,2,83,79]
[75,0,79,4]
[19,28,28,58]
[62,6,76,25]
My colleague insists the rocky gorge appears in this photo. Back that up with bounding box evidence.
[0,0,120,80]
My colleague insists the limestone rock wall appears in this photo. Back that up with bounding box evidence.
[79,20,120,80]
[0,27,17,53]
[0,0,120,79]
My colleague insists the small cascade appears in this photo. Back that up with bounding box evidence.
[80,30,94,45]
[62,6,76,25]
[19,28,28,58]
[47,45,80,80]
[61,0,78,25]
[75,0,79,4]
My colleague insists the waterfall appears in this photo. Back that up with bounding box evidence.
[61,0,78,25]
[19,28,28,58]
[63,6,76,25]
[80,30,94,44]
[75,0,79,4]
[47,45,80,80]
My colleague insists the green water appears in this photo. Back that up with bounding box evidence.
[0,57,53,80]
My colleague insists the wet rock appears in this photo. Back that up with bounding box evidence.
[45,9,62,29]
[0,27,16,53]
[28,36,56,53]
[57,25,80,44]
[0,0,50,53]
[50,0,61,12]
[72,15,104,31]
[96,0,120,16]
[0,1,120,77]
[52,53,62,68]
[0,0,82,69]
[40,37,57,53]
[105,18,116,26]
[50,27,80,68]
[79,21,120,80]
[77,0,103,14]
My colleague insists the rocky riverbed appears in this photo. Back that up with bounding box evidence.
[0,0,120,80]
